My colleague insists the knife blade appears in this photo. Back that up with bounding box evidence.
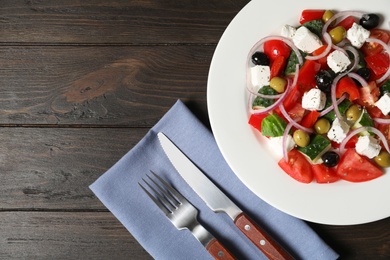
[158,132,293,260]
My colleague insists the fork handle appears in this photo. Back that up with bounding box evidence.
[206,239,236,260]
[234,213,293,260]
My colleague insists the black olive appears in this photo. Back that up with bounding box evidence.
[360,13,380,30]
[251,52,270,66]
[315,70,334,93]
[355,67,371,86]
[322,151,340,168]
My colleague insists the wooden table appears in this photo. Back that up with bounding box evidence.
[1,1,389,259]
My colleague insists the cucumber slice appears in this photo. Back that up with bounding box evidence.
[352,108,374,136]
[297,134,331,162]
[252,86,278,109]
[261,114,287,137]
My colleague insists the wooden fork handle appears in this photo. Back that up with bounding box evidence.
[206,239,236,260]
[234,213,293,260]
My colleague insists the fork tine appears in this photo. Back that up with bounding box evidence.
[139,180,172,215]
[149,170,185,203]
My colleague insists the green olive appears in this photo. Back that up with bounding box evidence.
[374,151,390,168]
[329,26,346,44]
[345,104,362,122]
[322,10,335,25]
[293,130,310,147]
[314,118,331,134]
[269,77,287,93]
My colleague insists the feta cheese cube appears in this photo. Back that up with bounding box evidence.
[347,23,370,49]
[327,118,350,143]
[250,65,270,88]
[327,50,351,73]
[281,25,297,39]
[302,88,326,111]
[269,135,295,157]
[292,26,323,53]
[375,93,390,115]
[355,135,381,159]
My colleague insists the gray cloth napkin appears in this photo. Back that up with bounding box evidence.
[89,100,339,260]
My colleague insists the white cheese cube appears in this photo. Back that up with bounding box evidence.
[302,88,326,111]
[375,93,390,115]
[250,65,270,89]
[327,118,350,143]
[347,23,370,49]
[269,135,295,157]
[292,26,323,53]
[355,135,381,159]
[281,25,297,39]
[327,50,351,73]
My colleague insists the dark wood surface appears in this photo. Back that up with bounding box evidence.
[1,1,389,259]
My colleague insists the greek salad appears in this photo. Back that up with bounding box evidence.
[247,10,390,183]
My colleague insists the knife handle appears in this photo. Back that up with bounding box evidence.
[206,239,236,260]
[234,213,293,260]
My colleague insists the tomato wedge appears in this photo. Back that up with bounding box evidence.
[365,52,390,79]
[336,149,383,182]
[335,16,356,30]
[299,10,325,24]
[300,110,320,128]
[278,149,313,183]
[297,60,321,92]
[264,40,291,63]
[312,45,329,69]
[311,164,340,184]
[248,113,268,132]
[361,29,390,57]
[336,76,360,101]
[358,81,380,106]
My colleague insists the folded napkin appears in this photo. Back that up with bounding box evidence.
[90,100,339,260]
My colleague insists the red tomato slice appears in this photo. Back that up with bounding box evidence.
[297,60,321,92]
[270,56,287,78]
[300,110,320,128]
[336,16,356,30]
[311,45,329,69]
[248,113,268,132]
[281,83,303,111]
[336,76,360,101]
[358,81,380,106]
[365,52,390,79]
[377,124,390,149]
[361,29,390,57]
[331,135,358,149]
[336,149,383,182]
[299,9,325,24]
[264,40,291,63]
[278,149,314,183]
[311,164,340,184]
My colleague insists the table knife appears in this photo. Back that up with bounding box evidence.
[158,132,293,260]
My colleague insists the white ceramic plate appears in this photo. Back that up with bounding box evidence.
[208,0,390,225]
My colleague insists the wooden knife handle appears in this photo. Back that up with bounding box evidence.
[206,238,236,260]
[234,213,293,260]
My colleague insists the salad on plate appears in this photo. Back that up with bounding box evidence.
[247,9,390,184]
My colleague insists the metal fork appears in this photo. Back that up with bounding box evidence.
[139,170,235,260]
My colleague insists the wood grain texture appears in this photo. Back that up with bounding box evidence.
[0,0,248,44]
[0,45,210,126]
[0,211,151,259]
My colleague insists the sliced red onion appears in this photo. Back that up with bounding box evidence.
[374,117,390,124]
[306,33,333,61]
[246,85,284,99]
[344,46,360,72]
[348,72,368,87]
[330,74,345,120]
[366,38,390,84]
[283,121,295,162]
[319,93,347,117]
[279,103,314,133]
[339,126,390,154]
[322,11,364,36]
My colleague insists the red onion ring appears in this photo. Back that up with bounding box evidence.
[374,117,390,124]
[348,72,368,87]
[279,103,314,133]
[319,93,347,117]
[282,121,295,162]
[330,74,345,120]
[306,33,333,61]
[344,46,360,72]
[366,38,390,84]
[339,126,390,154]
